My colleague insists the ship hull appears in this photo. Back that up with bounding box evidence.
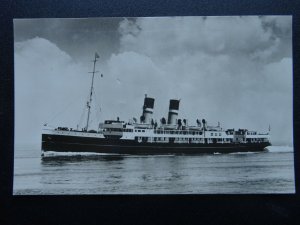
[42,134,270,155]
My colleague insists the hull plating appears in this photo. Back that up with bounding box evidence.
[42,134,270,155]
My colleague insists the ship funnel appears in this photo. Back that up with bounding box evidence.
[140,95,155,124]
[167,99,180,125]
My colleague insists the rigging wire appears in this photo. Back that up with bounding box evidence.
[45,98,79,127]
[77,92,91,129]
[78,104,87,129]
[83,71,103,130]
[88,90,101,129]
[45,54,103,131]
[77,84,101,130]
[91,88,102,122]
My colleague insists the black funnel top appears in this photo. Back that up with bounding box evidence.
[169,99,180,110]
[144,97,155,109]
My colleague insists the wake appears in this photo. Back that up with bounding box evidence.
[265,146,294,153]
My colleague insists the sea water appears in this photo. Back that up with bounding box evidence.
[13,144,295,194]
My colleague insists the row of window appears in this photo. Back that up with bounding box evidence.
[104,129,149,133]
[135,129,145,133]
[211,133,222,136]
[154,130,203,135]
[106,129,267,141]
[246,138,268,142]
[136,137,234,142]
[104,128,134,132]
[125,129,134,132]
[104,128,123,132]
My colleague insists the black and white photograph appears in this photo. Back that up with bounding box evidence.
[13,16,294,194]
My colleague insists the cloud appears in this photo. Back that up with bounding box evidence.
[14,18,123,62]
[14,16,293,145]
[99,51,168,120]
[105,16,293,145]
[262,16,292,35]
[118,16,291,62]
[15,37,90,144]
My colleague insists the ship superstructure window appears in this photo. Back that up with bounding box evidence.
[105,128,123,132]
[124,129,133,132]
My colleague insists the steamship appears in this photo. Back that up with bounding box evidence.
[41,54,271,155]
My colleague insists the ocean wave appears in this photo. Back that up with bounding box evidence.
[41,151,177,158]
[265,146,294,153]
[229,151,259,155]
[125,154,176,158]
[42,151,119,157]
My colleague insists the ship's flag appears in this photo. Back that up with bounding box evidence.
[95,52,100,59]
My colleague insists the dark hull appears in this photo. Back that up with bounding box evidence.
[42,134,270,155]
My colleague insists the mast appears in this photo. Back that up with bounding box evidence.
[85,53,99,131]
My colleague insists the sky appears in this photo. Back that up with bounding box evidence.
[14,16,293,145]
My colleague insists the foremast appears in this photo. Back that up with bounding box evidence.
[85,53,100,131]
